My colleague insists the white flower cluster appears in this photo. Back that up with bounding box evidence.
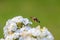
[0,16,54,40]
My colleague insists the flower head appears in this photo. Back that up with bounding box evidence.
[0,16,54,40]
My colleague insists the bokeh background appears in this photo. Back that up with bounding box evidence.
[0,0,60,40]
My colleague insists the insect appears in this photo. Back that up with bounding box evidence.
[30,16,40,23]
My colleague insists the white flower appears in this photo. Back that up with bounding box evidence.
[24,25,31,31]
[46,31,54,40]
[19,36,37,40]
[11,16,24,23]
[40,27,48,38]
[0,38,4,40]
[28,28,41,36]
[3,25,9,37]
[5,35,13,40]
[0,16,54,40]
[12,33,20,39]
[23,18,32,25]
[5,33,20,40]
[7,22,17,32]
[41,38,48,40]
[40,27,54,40]
[19,25,31,33]
[19,37,24,40]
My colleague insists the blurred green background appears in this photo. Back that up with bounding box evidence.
[0,0,60,40]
